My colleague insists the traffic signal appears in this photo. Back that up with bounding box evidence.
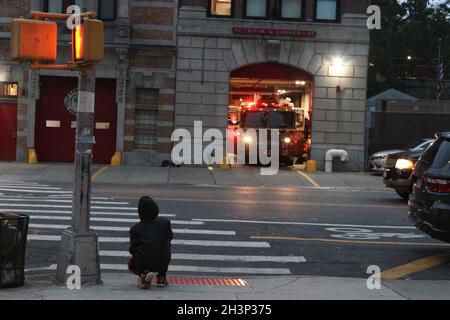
[11,19,57,62]
[72,19,104,64]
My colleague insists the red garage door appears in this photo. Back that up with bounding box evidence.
[0,103,17,161]
[35,76,117,164]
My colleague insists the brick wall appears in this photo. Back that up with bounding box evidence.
[0,0,30,37]
[342,0,370,14]
[0,0,30,17]
[130,7,174,25]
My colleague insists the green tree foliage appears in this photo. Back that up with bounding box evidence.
[369,0,450,96]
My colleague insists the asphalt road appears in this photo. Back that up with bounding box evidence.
[2,179,450,280]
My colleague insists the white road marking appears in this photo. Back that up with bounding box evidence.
[0,198,130,205]
[27,235,60,241]
[0,181,41,185]
[47,195,112,200]
[29,223,235,236]
[25,265,57,272]
[0,203,137,210]
[101,251,306,263]
[27,215,199,225]
[27,235,270,247]
[193,218,417,230]
[0,185,61,190]
[173,239,270,248]
[0,209,175,217]
[0,188,71,194]
[325,227,425,240]
[26,264,291,275]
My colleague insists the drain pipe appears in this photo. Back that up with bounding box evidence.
[325,149,349,173]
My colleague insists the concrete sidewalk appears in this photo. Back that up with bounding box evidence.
[0,273,449,300]
[0,162,386,190]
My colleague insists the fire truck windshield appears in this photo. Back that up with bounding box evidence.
[268,111,296,129]
[242,111,296,129]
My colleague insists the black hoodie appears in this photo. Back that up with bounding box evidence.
[129,197,173,272]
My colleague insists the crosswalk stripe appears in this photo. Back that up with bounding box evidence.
[27,235,270,247]
[0,203,137,210]
[0,198,130,205]
[0,209,175,217]
[100,264,291,275]
[25,264,292,275]
[27,215,200,225]
[0,185,61,190]
[100,251,306,263]
[47,195,112,200]
[0,188,71,194]
[0,181,42,185]
[29,223,235,236]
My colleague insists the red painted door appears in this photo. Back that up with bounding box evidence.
[35,76,117,164]
[0,103,17,161]
[92,79,117,164]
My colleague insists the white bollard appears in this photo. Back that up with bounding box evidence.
[325,149,349,173]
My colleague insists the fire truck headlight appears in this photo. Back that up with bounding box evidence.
[244,135,252,144]
[284,137,291,144]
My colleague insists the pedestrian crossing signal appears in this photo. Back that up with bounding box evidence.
[10,19,57,62]
[72,19,104,64]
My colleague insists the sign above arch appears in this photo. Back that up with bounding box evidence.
[232,27,316,38]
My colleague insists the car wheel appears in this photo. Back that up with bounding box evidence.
[395,189,411,201]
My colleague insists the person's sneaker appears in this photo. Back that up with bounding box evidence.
[138,272,155,289]
[156,275,168,287]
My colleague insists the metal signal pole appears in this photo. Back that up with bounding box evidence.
[56,70,101,285]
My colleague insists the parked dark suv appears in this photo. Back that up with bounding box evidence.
[409,132,450,243]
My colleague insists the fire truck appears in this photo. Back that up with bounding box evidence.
[230,97,309,166]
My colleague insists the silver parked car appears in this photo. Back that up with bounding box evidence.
[369,138,434,172]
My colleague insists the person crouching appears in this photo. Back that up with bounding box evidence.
[128,196,173,289]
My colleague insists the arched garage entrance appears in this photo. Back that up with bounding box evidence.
[228,62,314,164]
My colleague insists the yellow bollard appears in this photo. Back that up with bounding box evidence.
[27,148,38,165]
[111,152,121,166]
[305,160,317,172]
[219,156,231,170]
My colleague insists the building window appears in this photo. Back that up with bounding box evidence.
[0,83,18,98]
[44,0,82,13]
[280,0,303,19]
[245,0,268,18]
[98,0,117,21]
[315,0,339,21]
[209,0,233,17]
[134,89,159,151]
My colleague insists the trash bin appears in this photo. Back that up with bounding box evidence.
[0,212,29,288]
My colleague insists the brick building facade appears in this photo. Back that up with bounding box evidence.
[0,0,371,171]
[0,0,177,166]
[175,0,371,170]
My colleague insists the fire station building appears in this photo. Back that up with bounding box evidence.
[0,0,370,171]
[175,0,370,170]
[0,0,177,166]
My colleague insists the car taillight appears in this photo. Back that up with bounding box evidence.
[425,175,450,193]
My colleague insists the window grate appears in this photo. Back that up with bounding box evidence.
[134,89,159,151]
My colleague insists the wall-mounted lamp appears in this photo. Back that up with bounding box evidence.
[332,56,344,93]
[332,56,344,68]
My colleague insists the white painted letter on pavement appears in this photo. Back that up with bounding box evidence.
[66,265,81,290]
[366,265,381,290]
